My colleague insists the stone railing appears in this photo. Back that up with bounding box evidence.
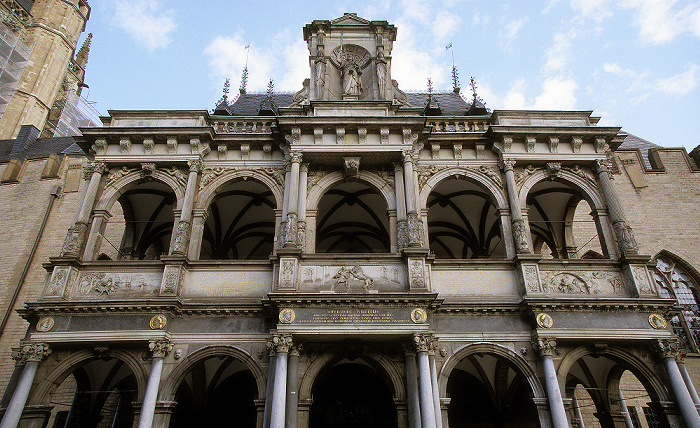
[427,117,490,133]
[212,118,275,134]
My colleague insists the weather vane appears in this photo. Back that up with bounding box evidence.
[446,42,460,93]
[239,43,250,94]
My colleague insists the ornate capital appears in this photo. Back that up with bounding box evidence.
[83,161,107,180]
[413,334,432,353]
[269,334,293,353]
[188,159,203,173]
[499,158,516,172]
[402,150,417,165]
[594,159,611,175]
[13,342,51,364]
[289,151,303,164]
[656,338,681,360]
[149,339,173,358]
[532,337,557,357]
[289,343,303,357]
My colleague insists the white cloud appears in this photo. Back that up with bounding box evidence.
[620,0,700,44]
[656,64,700,95]
[499,18,528,49]
[545,30,576,72]
[603,62,638,79]
[570,0,613,21]
[542,0,561,14]
[472,11,490,28]
[391,20,447,90]
[400,0,432,24]
[432,10,461,40]
[533,76,578,109]
[113,0,175,50]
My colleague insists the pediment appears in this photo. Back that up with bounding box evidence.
[331,13,371,26]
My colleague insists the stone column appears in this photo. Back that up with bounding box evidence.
[0,343,51,428]
[279,160,291,247]
[187,209,208,260]
[428,341,443,428]
[263,351,276,428]
[677,359,700,408]
[284,152,302,248]
[286,344,301,428]
[137,339,172,428]
[532,338,569,428]
[404,346,422,428]
[403,151,423,248]
[618,387,635,428]
[60,161,107,257]
[395,163,408,251]
[414,335,437,428]
[270,334,292,428]
[657,339,700,428]
[83,209,111,260]
[571,392,585,428]
[296,164,308,250]
[172,159,202,256]
[594,160,639,255]
[499,158,530,254]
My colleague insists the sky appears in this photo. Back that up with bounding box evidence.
[79,0,700,150]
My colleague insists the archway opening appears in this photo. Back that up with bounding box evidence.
[446,353,539,428]
[44,358,137,428]
[427,176,504,259]
[526,180,604,259]
[310,359,397,428]
[170,356,257,428]
[200,179,276,260]
[99,180,176,260]
[316,181,390,253]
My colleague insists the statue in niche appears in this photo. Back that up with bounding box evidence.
[376,47,387,99]
[315,35,326,99]
[343,64,362,97]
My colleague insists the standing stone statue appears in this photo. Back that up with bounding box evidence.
[344,65,362,97]
[376,47,387,99]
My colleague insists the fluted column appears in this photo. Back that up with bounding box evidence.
[500,158,530,254]
[657,339,700,427]
[61,161,107,257]
[172,159,202,255]
[286,344,301,428]
[284,152,302,247]
[0,343,51,428]
[137,339,172,428]
[414,335,437,428]
[269,334,292,428]
[594,160,639,255]
[428,340,443,428]
[404,345,422,428]
[532,338,568,428]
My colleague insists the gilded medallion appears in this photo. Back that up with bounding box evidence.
[36,316,54,332]
[279,309,296,324]
[536,313,554,329]
[648,313,667,330]
[149,314,167,330]
[411,308,428,324]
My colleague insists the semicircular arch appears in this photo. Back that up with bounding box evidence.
[519,170,605,211]
[96,170,185,212]
[439,342,545,399]
[419,166,508,211]
[159,345,266,401]
[27,349,148,406]
[306,171,396,213]
[195,169,283,212]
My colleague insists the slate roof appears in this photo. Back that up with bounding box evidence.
[407,92,473,115]
[617,132,661,169]
[225,93,294,116]
[0,125,82,162]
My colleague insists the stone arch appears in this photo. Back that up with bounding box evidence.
[518,169,605,211]
[556,345,671,403]
[95,169,185,212]
[419,166,508,211]
[195,169,284,212]
[159,344,266,401]
[439,342,545,399]
[654,249,700,284]
[26,349,148,406]
[298,345,405,401]
[306,170,396,213]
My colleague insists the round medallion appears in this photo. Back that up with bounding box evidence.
[149,314,167,330]
[36,317,54,332]
[411,308,428,324]
[648,313,667,330]
[536,313,554,329]
[279,309,296,324]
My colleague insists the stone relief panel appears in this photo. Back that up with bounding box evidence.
[298,263,406,293]
[538,269,627,296]
[70,271,163,299]
[431,269,518,296]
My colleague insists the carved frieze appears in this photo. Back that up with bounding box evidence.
[514,165,539,189]
[538,270,626,295]
[300,263,405,293]
[564,165,596,185]
[106,167,137,188]
[73,271,162,298]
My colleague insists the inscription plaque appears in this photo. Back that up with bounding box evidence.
[291,307,417,325]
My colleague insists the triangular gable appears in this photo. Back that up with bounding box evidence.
[331,13,371,25]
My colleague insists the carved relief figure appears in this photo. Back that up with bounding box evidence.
[344,65,362,96]
[376,47,387,99]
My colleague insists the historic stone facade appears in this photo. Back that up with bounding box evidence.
[0,12,699,428]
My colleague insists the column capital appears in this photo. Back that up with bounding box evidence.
[268,333,294,354]
[188,158,203,173]
[594,158,612,175]
[289,151,303,164]
[13,342,51,364]
[83,160,107,179]
[656,338,681,360]
[289,343,303,357]
[402,149,418,164]
[499,158,516,172]
[149,339,173,359]
[532,337,557,357]
[413,334,433,353]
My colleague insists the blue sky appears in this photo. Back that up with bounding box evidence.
[80,0,700,150]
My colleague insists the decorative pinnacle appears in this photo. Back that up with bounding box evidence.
[75,33,92,69]
[470,76,478,100]
[266,79,274,99]
[427,77,434,95]
[239,67,248,94]
[452,65,460,93]
[222,78,230,103]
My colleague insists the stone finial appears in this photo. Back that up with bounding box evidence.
[75,33,92,69]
